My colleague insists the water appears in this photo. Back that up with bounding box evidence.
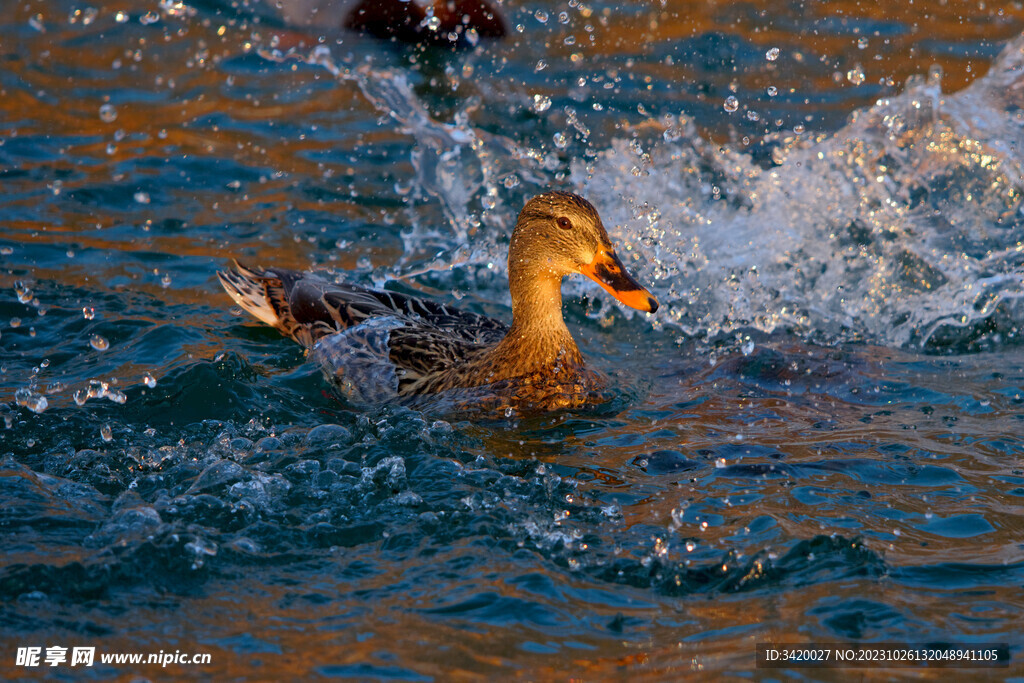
[2,0,1024,677]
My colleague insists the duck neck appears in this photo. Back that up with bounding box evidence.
[490,266,583,373]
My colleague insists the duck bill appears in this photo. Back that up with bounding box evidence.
[579,249,659,313]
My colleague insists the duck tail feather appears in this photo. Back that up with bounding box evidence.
[217,261,285,330]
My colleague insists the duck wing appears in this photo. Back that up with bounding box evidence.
[218,261,508,348]
[310,318,495,400]
[219,262,509,397]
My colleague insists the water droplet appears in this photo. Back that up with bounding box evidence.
[160,273,172,288]
[133,191,151,204]
[99,104,117,123]
[741,339,755,355]
[0,247,13,255]
[685,541,696,552]
[100,424,113,442]
[90,334,109,351]
[723,96,739,113]
[160,1,193,18]
[746,110,760,122]
[10,318,21,328]
[766,47,780,61]
[553,132,568,149]
[558,11,569,24]
[424,14,441,31]
[14,281,33,304]
[139,11,159,25]
[846,65,865,86]
[532,94,552,113]
[857,37,869,49]
[715,457,727,468]
[115,10,129,23]
[15,388,48,414]
[767,86,777,97]
[83,306,95,320]
[87,380,106,400]
[143,373,157,388]
[534,9,548,23]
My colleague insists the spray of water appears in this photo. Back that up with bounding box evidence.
[578,39,1024,349]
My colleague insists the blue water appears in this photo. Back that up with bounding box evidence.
[2,0,1024,678]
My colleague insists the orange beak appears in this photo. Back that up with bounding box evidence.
[579,249,659,313]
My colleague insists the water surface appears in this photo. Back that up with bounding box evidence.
[2,0,1024,678]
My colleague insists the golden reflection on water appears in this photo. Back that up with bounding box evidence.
[90,547,1017,680]
[596,0,1024,90]
[6,1,407,277]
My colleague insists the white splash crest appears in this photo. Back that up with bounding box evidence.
[576,35,1024,348]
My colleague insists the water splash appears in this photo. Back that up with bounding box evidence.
[262,45,546,268]
[575,35,1024,350]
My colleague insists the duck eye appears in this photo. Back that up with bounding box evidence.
[556,216,572,230]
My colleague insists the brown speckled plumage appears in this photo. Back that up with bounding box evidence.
[219,191,658,409]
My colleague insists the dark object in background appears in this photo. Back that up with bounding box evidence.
[346,0,506,45]
[246,0,506,46]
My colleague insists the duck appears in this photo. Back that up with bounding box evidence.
[218,191,659,411]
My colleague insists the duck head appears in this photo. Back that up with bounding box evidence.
[509,191,660,314]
